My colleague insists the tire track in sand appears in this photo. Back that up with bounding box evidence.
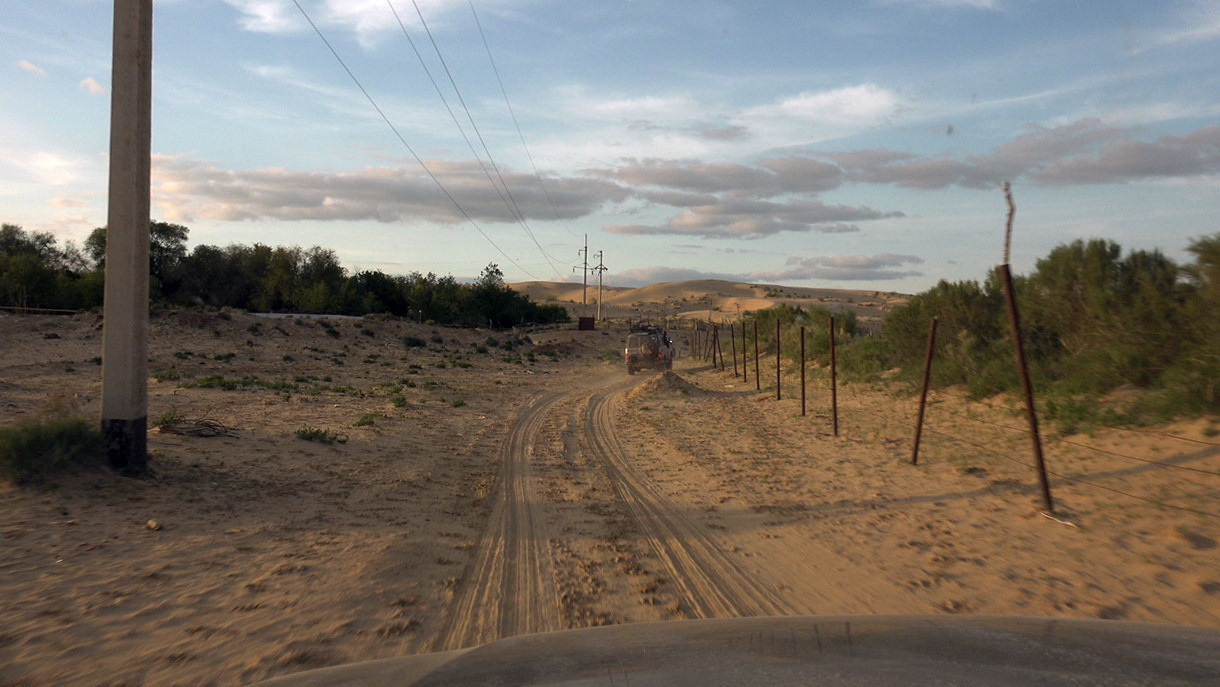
[583,379,794,619]
[430,389,569,651]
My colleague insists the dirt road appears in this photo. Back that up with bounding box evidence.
[2,315,1216,686]
[430,366,926,651]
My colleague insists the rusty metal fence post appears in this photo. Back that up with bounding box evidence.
[1000,263,1055,513]
[998,183,1054,513]
[800,325,806,416]
[775,318,782,401]
[830,315,839,437]
[730,323,739,378]
[911,317,938,465]
[753,320,761,391]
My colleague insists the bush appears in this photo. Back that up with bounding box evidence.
[295,427,347,444]
[403,335,426,348]
[0,416,105,483]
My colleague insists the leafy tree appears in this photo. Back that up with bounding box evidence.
[84,220,189,297]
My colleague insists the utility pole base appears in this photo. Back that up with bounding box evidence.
[103,417,148,474]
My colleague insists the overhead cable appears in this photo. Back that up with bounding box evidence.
[469,0,582,240]
[403,0,566,277]
[289,0,539,280]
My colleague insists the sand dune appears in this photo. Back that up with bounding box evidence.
[510,278,908,324]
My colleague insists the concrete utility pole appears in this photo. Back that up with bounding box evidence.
[101,0,153,474]
[592,250,607,321]
[573,234,589,315]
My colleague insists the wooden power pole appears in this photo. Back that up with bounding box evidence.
[101,0,153,474]
[592,250,607,321]
[573,233,589,316]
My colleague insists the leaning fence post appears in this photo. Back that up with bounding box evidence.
[999,183,1054,513]
[800,325,806,416]
[753,320,761,391]
[715,325,724,370]
[730,323,739,377]
[775,318,782,401]
[911,317,938,465]
[830,315,839,437]
[742,322,749,385]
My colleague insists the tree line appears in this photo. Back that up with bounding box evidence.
[0,221,568,328]
[733,234,1219,423]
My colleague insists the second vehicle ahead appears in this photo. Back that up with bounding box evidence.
[624,325,674,374]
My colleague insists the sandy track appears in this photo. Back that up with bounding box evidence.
[429,389,569,650]
[582,377,793,618]
[435,365,929,650]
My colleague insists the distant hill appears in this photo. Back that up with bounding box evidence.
[509,279,908,326]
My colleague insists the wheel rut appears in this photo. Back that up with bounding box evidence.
[430,389,569,651]
[582,379,795,619]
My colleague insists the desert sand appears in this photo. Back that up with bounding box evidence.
[1,291,1217,686]
[510,278,906,329]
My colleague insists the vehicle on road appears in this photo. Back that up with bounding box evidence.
[623,325,674,374]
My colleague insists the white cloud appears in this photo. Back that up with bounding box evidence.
[820,120,1220,188]
[610,252,924,286]
[756,85,906,125]
[593,157,841,197]
[221,0,300,33]
[755,254,924,281]
[17,59,47,76]
[591,155,895,239]
[603,195,894,239]
[579,93,702,121]
[0,150,91,186]
[150,155,627,224]
[221,0,487,42]
[1034,125,1220,185]
[1153,0,1220,48]
[79,77,106,95]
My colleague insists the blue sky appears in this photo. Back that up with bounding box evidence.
[2,0,1218,291]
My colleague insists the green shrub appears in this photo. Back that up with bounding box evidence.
[153,369,181,382]
[403,335,426,348]
[295,427,346,444]
[0,416,105,483]
[353,413,382,427]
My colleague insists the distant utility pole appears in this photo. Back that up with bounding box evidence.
[101,0,153,474]
[592,250,608,321]
[573,233,589,315]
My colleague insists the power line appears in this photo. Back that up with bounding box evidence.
[383,0,561,281]
[402,0,566,278]
[289,0,540,280]
[468,0,581,240]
